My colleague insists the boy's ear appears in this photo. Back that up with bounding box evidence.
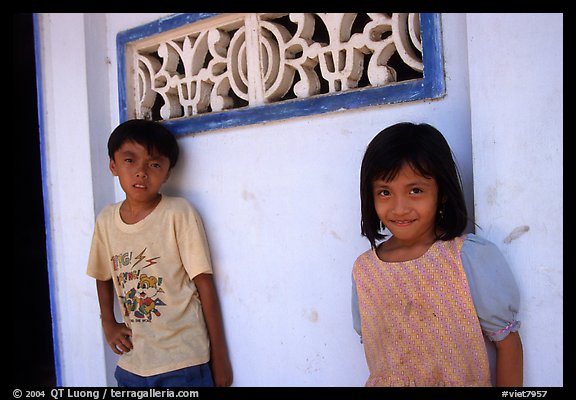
[163,168,171,183]
[109,158,118,176]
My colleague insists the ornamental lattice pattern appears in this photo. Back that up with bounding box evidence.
[128,13,424,121]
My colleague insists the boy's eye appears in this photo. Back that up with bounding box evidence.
[124,158,133,163]
[410,188,423,194]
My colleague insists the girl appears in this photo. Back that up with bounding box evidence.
[351,122,523,387]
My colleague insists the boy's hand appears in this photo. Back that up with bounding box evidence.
[101,319,133,355]
[194,273,233,387]
[210,351,233,387]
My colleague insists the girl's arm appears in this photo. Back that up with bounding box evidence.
[96,279,133,355]
[494,331,523,386]
[194,273,233,387]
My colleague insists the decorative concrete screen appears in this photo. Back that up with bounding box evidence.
[117,13,444,136]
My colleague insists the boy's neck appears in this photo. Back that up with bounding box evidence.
[120,193,162,224]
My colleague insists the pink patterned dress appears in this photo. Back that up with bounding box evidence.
[352,235,492,386]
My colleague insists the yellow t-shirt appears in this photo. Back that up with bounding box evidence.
[86,195,213,376]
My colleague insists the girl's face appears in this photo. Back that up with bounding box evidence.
[109,140,171,205]
[372,162,439,244]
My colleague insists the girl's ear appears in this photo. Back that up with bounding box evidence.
[109,158,118,176]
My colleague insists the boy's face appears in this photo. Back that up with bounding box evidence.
[109,140,171,204]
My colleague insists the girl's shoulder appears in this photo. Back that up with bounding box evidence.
[460,233,506,265]
[459,232,519,304]
[353,247,376,265]
[462,232,496,246]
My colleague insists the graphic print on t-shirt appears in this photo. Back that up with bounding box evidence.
[111,247,166,323]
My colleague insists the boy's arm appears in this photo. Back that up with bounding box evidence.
[494,331,523,386]
[194,273,233,387]
[96,279,133,355]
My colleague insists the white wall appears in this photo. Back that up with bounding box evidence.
[466,13,563,387]
[36,13,563,386]
[35,13,108,385]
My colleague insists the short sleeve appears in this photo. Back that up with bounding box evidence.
[176,201,213,280]
[86,206,114,281]
[351,275,362,339]
[461,233,521,341]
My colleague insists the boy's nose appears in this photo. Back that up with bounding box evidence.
[136,165,148,178]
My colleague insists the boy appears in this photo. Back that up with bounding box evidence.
[86,119,232,387]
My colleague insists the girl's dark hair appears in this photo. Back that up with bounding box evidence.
[360,122,469,248]
[107,119,179,168]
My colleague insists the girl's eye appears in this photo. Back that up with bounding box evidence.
[378,189,391,196]
[410,188,423,194]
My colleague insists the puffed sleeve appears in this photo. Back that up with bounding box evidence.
[461,233,521,341]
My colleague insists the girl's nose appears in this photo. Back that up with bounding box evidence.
[392,196,409,215]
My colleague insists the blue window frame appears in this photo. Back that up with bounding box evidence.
[117,13,444,136]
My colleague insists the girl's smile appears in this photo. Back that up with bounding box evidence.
[389,219,416,226]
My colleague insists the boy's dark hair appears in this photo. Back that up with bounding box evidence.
[108,119,179,168]
[360,122,469,248]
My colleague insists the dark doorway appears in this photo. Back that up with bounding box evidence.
[13,12,58,386]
